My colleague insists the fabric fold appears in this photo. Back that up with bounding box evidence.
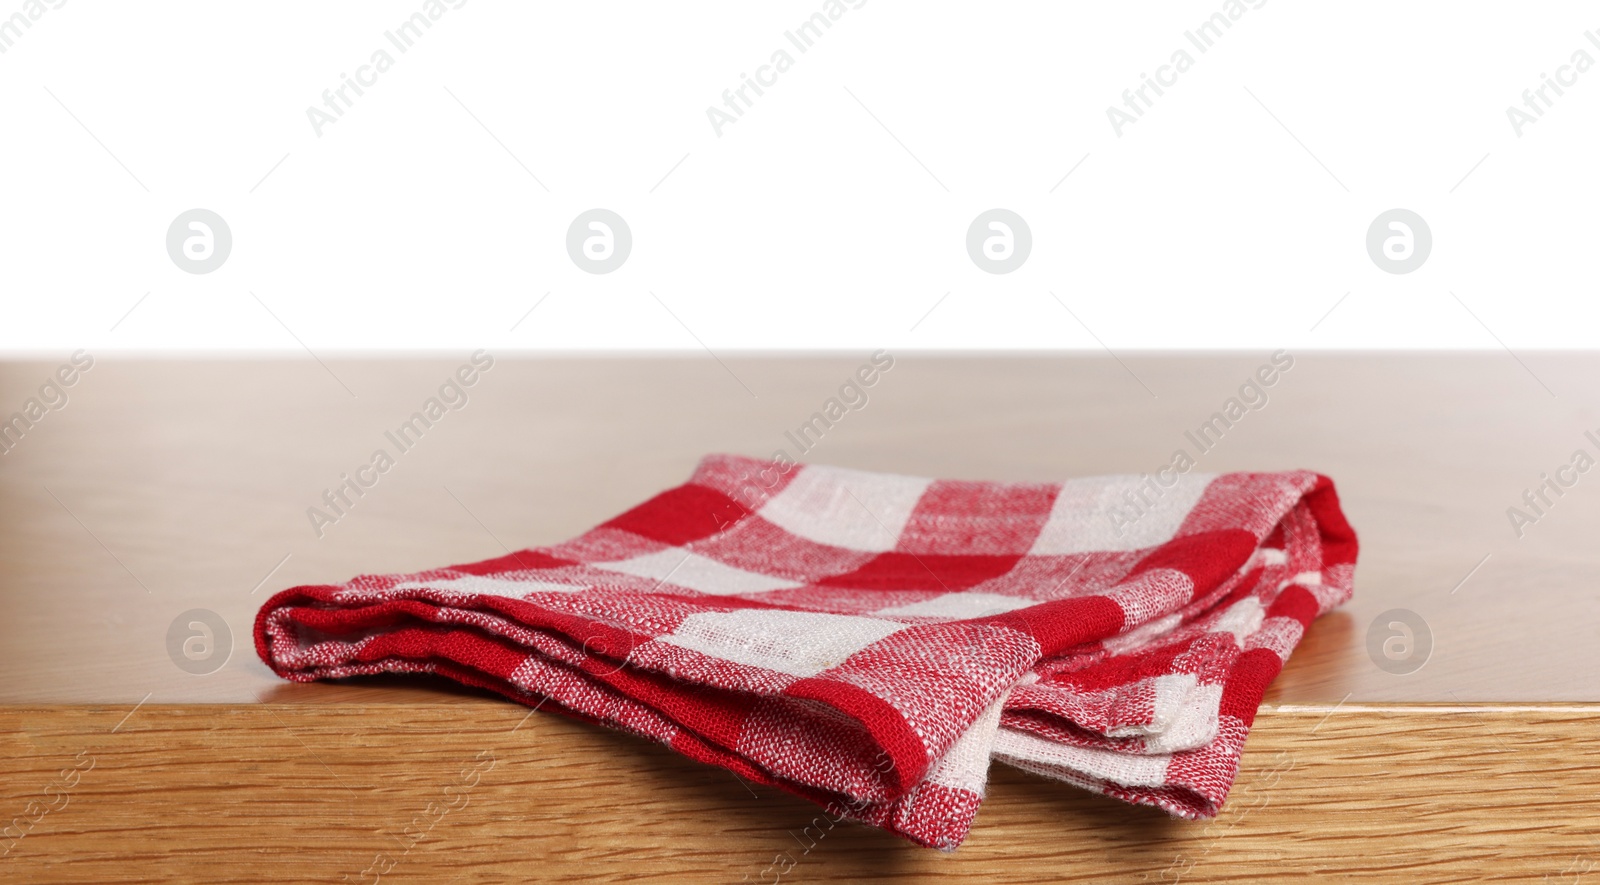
[256,454,1357,848]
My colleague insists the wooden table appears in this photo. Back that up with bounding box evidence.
[4,353,1598,883]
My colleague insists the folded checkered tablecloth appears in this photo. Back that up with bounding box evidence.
[256,454,1357,848]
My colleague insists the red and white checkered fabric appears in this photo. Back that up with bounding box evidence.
[256,454,1357,849]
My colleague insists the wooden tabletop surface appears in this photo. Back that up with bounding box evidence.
[5,353,1600,883]
[3,352,1596,706]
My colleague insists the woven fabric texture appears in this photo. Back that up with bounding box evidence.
[256,454,1357,848]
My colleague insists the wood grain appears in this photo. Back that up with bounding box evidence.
[4,354,1600,882]
[3,702,1598,883]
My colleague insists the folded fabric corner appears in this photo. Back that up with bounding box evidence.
[256,454,1357,848]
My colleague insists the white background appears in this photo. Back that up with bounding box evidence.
[2,1,1598,353]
